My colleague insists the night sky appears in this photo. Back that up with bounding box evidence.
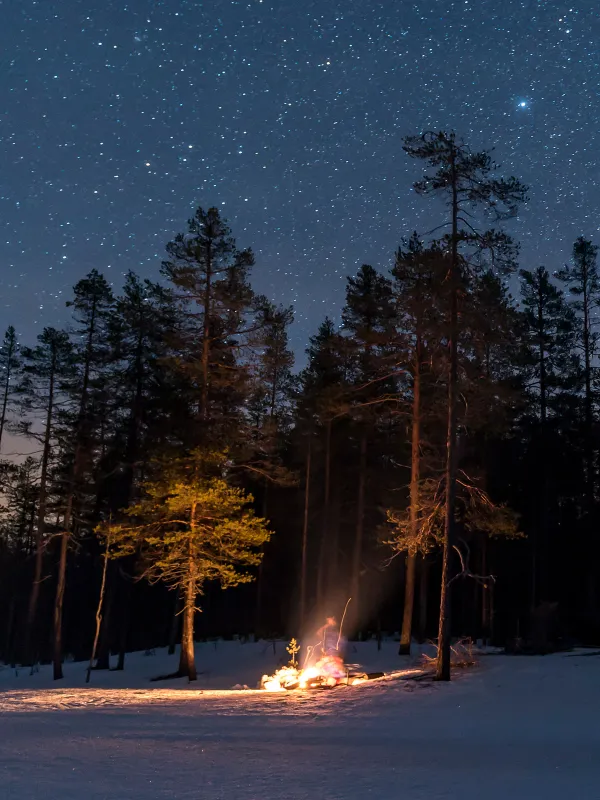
[2,0,598,353]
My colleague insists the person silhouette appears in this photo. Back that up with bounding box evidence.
[316,616,340,657]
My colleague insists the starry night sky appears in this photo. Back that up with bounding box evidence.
[2,0,598,353]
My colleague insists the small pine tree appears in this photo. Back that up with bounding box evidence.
[107,453,270,681]
[286,638,300,667]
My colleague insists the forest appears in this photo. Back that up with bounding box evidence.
[0,130,597,682]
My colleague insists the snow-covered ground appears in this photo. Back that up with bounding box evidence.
[1,642,599,799]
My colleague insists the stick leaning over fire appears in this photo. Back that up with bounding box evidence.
[337,597,352,651]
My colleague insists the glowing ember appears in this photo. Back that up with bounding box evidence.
[262,655,359,692]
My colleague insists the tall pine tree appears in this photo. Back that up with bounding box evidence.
[404,131,527,679]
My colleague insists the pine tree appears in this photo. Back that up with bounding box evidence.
[519,266,580,606]
[341,264,396,628]
[53,270,114,680]
[18,328,75,665]
[245,302,296,483]
[297,318,349,625]
[107,453,270,680]
[557,239,600,513]
[0,326,20,453]
[246,303,296,635]
[161,206,256,449]
[520,266,579,426]
[105,271,178,509]
[403,131,527,679]
[248,304,295,433]
[94,272,177,670]
[391,236,446,654]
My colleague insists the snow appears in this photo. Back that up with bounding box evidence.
[1,642,599,799]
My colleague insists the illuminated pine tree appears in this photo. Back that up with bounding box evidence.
[107,452,270,681]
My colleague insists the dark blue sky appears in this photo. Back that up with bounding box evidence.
[2,0,598,352]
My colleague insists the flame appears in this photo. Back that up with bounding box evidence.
[262,655,348,692]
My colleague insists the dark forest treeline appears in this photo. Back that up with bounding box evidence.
[1,131,598,681]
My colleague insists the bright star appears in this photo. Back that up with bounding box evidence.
[518,101,527,108]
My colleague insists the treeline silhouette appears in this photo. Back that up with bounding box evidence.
[0,132,597,680]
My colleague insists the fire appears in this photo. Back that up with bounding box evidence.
[262,654,366,692]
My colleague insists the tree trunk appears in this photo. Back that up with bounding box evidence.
[436,149,459,682]
[95,573,113,670]
[323,419,332,582]
[534,276,547,608]
[400,342,422,655]
[116,570,131,671]
[481,536,490,644]
[53,529,69,680]
[583,286,594,503]
[86,533,110,683]
[316,421,333,608]
[53,293,97,679]
[418,554,429,641]
[179,576,197,681]
[4,596,15,664]
[23,355,56,665]
[299,438,312,631]
[254,485,269,638]
[201,242,212,421]
[400,554,417,655]
[351,431,368,628]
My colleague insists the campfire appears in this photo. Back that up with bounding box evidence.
[261,653,370,692]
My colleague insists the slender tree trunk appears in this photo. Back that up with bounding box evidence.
[316,421,333,607]
[351,431,368,628]
[53,295,98,679]
[400,343,422,655]
[4,596,15,664]
[95,572,113,670]
[86,533,110,683]
[418,554,429,641]
[582,273,594,503]
[481,536,490,643]
[53,528,69,680]
[254,485,269,638]
[116,619,127,670]
[581,279,596,618]
[116,568,131,671]
[534,282,547,609]
[323,419,332,580]
[201,243,212,421]
[300,438,312,631]
[24,357,56,665]
[436,150,459,682]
